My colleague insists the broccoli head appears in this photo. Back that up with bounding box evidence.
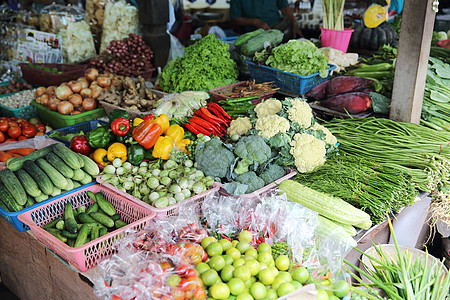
[195,138,235,179]
[259,164,286,185]
[235,171,265,193]
[234,135,271,175]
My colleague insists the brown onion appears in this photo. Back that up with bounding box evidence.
[97,75,111,88]
[68,81,82,93]
[35,87,46,97]
[80,88,92,98]
[55,85,73,100]
[85,68,99,82]
[71,111,81,115]
[77,77,89,89]
[57,101,74,115]
[40,94,50,106]
[68,94,83,107]
[36,95,42,104]
[89,81,98,88]
[82,98,97,111]
[47,86,57,93]
[47,99,58,111]
[91,85,103,99]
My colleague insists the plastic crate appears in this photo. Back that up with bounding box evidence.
[246,61,336,95]
[0,182,95,233]
[19,63,88,86]
[31,99,106,129]
[220,36,238,45]
[18,184,156,272]
[97,175,221,218]
[0,81,38,119]
[47,120,108,146]
[209,81,277,104]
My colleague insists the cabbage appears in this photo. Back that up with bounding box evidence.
[437,31,448,41]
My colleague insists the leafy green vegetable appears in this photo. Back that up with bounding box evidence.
[369,92,391,114]
[158,34,238,92]
[265,40,329,77]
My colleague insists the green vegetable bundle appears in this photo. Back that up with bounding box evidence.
[158,34,238,93]
[294,155,417,224]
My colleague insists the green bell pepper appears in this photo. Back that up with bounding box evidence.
[107,109,130,123]
[87,127,112,148]
[128,144,145,165]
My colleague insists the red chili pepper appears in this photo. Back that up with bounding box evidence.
[200,107,229,124]
[190,117,216,132]
[111,118,131,136]
[185,122,213,136]
[194,110,227,128]
[143,114,155,121]
[70,135,92,156]
[207,102,233,121]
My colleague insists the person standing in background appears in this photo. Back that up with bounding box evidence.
[230,0,303,38]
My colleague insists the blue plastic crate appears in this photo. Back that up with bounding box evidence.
[0,81,38,119]
[0,182,96,232]
[220,36,238,45]
[47,120,107,146]
[246,61,336,95]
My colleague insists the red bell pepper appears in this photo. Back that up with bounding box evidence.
[70,135,92,156]
[111,118,131,136]
[143,114,155,121]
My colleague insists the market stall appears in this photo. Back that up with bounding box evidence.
[1,0,450,299]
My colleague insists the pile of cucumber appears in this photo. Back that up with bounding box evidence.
[0,143,100,212]
[44,191,127,247]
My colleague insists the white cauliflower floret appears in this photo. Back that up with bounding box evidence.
[227,117,252,136]
[255,115,290,139]
[290,133,326,173]
[287,98,313,128]
[254,99,282,118]
[311,123,338,145]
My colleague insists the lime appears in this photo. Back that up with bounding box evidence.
[167,274,181,287]
[257,252,273,266]
[236,241,251,254]
[329,295,340,300]
[219,239,233,252]
[236,292,253,300]
[333,280,350,298]
[242,255,254,261]
[233,258,246,268]
[259,262,268,270]
[250,282,267,300]
[227,296,236,300]
[220,265,235,282]
[210,282,230,299]
[202,269,220,287]
[202,236,217,249]
[266,289,278,300]
[275,255,290,271]
[258,268,275,285]
[245,259,261,276]
[228,278,245,295]
[223,254,234,265]
[276,282,295,297]
[245,248,258,259]
[291,280,302,290]
[238,230,253,243]
[291,267,309,284]
[271,278,286,290]
[268,266,279,278]
[276,272,292,282]
[209,256,226,271]
[257,243,271,253]
[232,240,239,247]
[226,248,241,260]
[207,242,224,257]
[244,278,253,288]
[317,290,329,300]
[196,262,211,274]
[233,265,251,282]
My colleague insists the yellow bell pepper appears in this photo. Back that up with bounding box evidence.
[133,117,144,127]
[92,148,109,166]
[151,114,170,134]
[175,138,191,154]
[107,142,127,163]
[165,124,185,143]
[152,136,174,160]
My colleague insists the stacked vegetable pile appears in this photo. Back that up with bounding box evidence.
[0,89,36,109]
[0,143,99,212]
[0,117,47,143]
[234,29,284,57]
[0,80,33,94]
[158,34,238,93]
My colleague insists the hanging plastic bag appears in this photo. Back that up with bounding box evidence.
[167,31,185,63]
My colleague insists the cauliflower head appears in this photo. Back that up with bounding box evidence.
[227,117,252,137]
[290,133,326,173]
[287,98,314,128]
[311,123,338,145]
[255,115,290,139]
[254,99,282,118]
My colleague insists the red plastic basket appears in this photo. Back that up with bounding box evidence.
[18,184,156,272]
[209,81,277,105]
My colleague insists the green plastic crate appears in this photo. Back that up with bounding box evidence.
[31,99,106,129]
[0,81,38,119]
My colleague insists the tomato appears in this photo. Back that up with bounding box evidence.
[111,296,123,300]
[16,119,28,128]
[185,268,197,278]
[9,117,18,121]
[22,126,37,138]
[175,264,188,276]
[35,131,45,136]
[161,262,172,271]
[0,131,5,143]
[18,136,27,141]
[7,126,21,139]
[8,121,18,127]
[170,287,185,300]
[5,138,16,142]
[184,289,194,299]
[35,123,46,133]
[201,249,208,262]
[194,287,206,300]
[161,296,172,300]
[0,120,8,132]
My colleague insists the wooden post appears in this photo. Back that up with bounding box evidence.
[389,0,436,124]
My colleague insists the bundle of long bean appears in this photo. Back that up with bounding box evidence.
[325,117,450,192]
[295,155,416,224]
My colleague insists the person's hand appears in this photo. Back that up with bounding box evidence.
[293,23,304,38]
[253,19,270,30]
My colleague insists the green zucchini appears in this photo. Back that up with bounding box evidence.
[235,28,265,47]
[34,194,49,203]
[87,191,96,201]
[80,154,100,176]
[74,224,89,247]
[15,169,42,198]
[22,160,54,196]
[0,169,27,205]
[0,181,23,212]
[43,217,62,229]
[89,212,114,228]
[72,169,86,181]
[45,152,74,179]
[278,180,372,229]
[86,202,99,214]
[240,29,284,57]
[6,146,52,171]
[36,158,68,190]
[78,212,97,224]
[95,193,116,216]
[52,144,81,170]
[64,202,78,234]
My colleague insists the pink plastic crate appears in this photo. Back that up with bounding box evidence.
[18,184,156,272]
[209,81,277,105]
[96,176,221,218]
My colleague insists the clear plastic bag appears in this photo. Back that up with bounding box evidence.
[86,0,112,50]
[59,20,96,63]
[39,3,86,34]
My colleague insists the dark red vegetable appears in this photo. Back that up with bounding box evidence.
[325,76,373,97]
[320,92,372,114]
[70,135,92,156]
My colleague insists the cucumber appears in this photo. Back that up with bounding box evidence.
[80,154,100,176]
[34,194,49,203]
[72,169,86,181]
[15,169,42,198]
[36,158,69,190]
[45,152,74,179]
[73,181,81,188]
[80,173,92,185]
[64,202,78,234]
[22,160,54,196]
[43,217,62,229]
[78,212,97,224]
[45,228,67,243]
[6,146,52,171]
[52,144,82,170]
[67,239,75,247]
[235,29,265,48]
[0,181,23,212]
[76,154,85,168]
[77,223,98,230]
[51,188,62,197]
[65,178,74,191]
[89,212,114,228]
[25,194,36,207]
[74,224,89,247]
[115,220,127,229]
[86,202,99,214]
[240,29,284,57]
[111,214,121,222]
[90,225,100,241]
[77,206,86,214]
[0,169,27,205]
[99,226,108,237]
[87,191,96,201]
[95,193,116,216]
[56,219,65,230]
[62,230,79,239]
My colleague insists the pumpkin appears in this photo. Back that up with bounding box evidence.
[350,22,398,50]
